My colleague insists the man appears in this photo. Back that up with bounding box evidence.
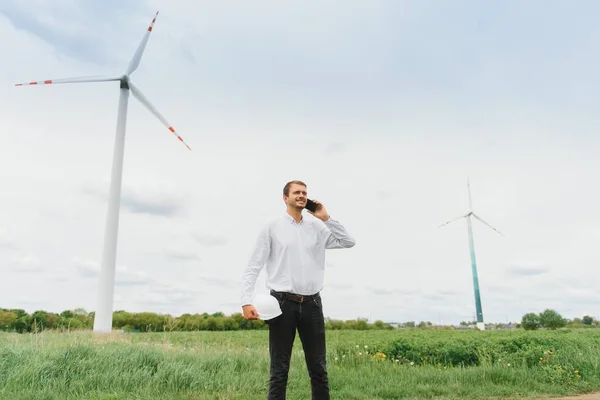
[240,180,356,400]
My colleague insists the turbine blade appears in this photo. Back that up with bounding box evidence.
[128,81,191,150]
[472,213,504,236]
[126,11,159,75]
[15,75,121,86]
[439,213,469,228]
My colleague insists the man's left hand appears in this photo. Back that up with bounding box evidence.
[308,200,330,221]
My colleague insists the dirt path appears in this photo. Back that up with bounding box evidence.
[539,394,600,400]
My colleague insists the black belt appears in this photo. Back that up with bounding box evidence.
[270,290,319,303]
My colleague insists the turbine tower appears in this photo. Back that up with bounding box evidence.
[15,11,191,333]
[439,179,503,331]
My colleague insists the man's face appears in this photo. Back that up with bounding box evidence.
[284,183,307,209]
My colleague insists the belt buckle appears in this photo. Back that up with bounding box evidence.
[297,295,304,303]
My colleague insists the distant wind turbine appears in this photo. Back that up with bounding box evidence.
[15,11,191,333]
[439,179,504,331]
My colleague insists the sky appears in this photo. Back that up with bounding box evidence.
[1,0,599,326]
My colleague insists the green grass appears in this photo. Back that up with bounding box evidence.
[0,328,599,399]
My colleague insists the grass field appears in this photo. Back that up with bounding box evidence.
[1,328,599,399]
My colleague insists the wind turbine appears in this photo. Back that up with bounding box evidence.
[439,179,504,331]
[15,11,191,333]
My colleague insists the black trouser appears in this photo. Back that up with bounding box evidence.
[266,290,329,400]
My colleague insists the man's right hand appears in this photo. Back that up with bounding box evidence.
[242,304,259,320]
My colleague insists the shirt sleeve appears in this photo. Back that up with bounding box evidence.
[321,218,356,249]
[240,224,271,306]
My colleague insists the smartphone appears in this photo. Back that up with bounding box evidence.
[305,199,319,213]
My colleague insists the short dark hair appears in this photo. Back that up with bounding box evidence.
[283,180,306,196]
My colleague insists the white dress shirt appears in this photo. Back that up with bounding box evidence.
[240,212,356,306]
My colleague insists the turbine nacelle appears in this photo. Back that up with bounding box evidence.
[119,76,130,89]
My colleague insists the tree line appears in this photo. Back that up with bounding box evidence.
[1,307,596,333]
[0,307,396,333]
[520,309,598,330]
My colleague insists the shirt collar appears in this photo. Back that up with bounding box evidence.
[284,212,304,225]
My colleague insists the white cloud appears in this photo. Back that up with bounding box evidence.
[1,1,600,324]
[9,254,41,272]
[0,229,16,251]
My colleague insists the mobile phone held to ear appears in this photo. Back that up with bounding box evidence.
[305,199,318,213]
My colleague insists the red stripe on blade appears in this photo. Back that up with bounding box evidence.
[44,80,52,84]
[168,126,175,132]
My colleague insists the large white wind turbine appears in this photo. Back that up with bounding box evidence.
[15,11,191,333]
[439,179,504,331]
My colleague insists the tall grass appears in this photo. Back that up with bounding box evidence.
[0,329,599,399]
